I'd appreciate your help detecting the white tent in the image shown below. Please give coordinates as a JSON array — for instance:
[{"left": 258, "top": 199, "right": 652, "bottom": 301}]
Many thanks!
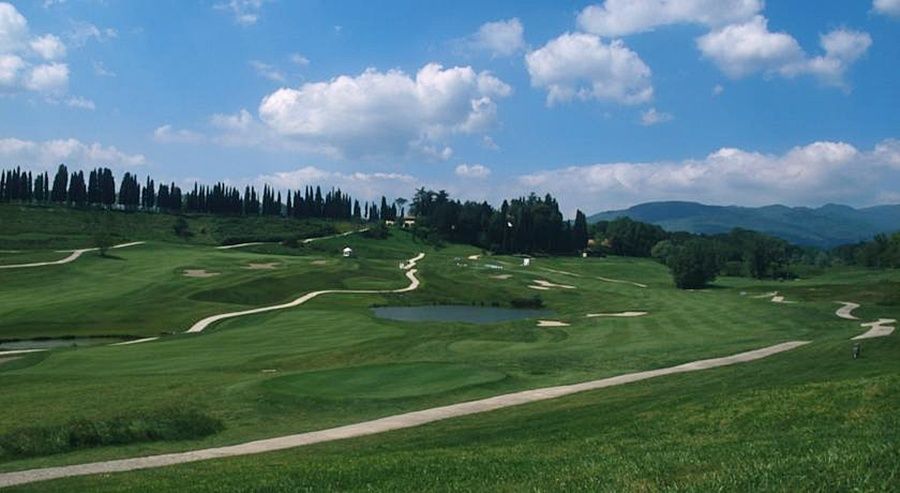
[{"left": 342, "top": 246, "right": 353, "bottom": 257}]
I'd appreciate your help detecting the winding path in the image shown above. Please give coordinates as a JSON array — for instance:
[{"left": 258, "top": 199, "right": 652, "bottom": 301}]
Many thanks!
[
  {"left": 215, "top": 228, "right": 370, "bottom": 250},
  {"left": 0, "top": 242, "right": 145, "bottom": 270},
  {"left": 0, "top": 340, "right": 808, "bottom": 488},
  {"left": 186, "top": 253, "right": 425, "bottom": 334}
]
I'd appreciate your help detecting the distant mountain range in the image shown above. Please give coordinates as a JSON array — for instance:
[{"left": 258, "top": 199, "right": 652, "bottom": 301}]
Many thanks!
[{"left": 588, "top": 201, "right": 900, "bottom": 248}]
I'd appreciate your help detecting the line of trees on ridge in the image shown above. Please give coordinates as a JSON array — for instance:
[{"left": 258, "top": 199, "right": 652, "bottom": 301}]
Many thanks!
[{"left": 0, "top": 165, "right": 404, "bottom": 222}]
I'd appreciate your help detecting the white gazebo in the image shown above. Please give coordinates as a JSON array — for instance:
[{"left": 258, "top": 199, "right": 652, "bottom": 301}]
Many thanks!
[{"left": 342, "top": 246, "right": 353, "bottom": 257}]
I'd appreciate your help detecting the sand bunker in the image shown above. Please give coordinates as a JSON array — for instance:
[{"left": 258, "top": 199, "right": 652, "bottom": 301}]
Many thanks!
[
  {"left": 532, "top": 280, "right": 576, "bottom": 289},
  {"left": 467, "top": 254, "right": 481, "bottom": 260},
  {"left": 528, "top": 285, "right": 551, "bottom": 291},
  {"left": 245, "top": 262, "right": 280, "bottom": 270},
  {"left": 537, "top": 320, "right": 570, "bottom": 327},
  {"left": 835, "top": 301, "right": 860, "bottom": 320},
  {"left": 770, "top": 293, "right": 796, "bottom": 304},
  {"left": 183, "top": 269, "right": 220, "bottom": 278},
  {"left": 586, "top": 312, "right": 648, "bottom": 318},
  {"left": 596, "top": 277, "right": 647, "bottom": 288},
  {"left": 491, "top": 274, "right": 512, "bottom": 280},
  {"left": 751, "top": 291, "right": 778, "bottom": 299},
  {"left": 542, "top": 267, "right": 581, "bottom": 277},
  {"left": 853, "top": 319, "right": 896, "bottom": 340}
]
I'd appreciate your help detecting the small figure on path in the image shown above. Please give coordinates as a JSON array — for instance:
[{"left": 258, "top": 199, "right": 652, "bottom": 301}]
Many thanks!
[{"left": 852, "top": 342, "right": 861, "bottom": 359}]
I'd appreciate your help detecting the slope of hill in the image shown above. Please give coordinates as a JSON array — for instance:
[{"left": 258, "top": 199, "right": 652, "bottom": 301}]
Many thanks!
[{"left": 589, "top": 201, "right": 900, "bottom": 247}]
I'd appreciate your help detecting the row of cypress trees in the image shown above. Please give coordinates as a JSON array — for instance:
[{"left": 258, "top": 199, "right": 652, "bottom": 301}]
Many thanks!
[{"left": 0, "top": 164, "right": 397, "bottom": 222}]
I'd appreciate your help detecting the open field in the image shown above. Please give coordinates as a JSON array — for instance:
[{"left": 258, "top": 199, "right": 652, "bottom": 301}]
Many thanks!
[{"left": 0, "top": 215, "right": 897, "bottom": 490}]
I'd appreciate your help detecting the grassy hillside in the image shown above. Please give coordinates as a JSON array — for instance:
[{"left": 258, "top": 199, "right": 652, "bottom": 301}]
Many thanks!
[
  {"left": 589, "top": 201, "right": 900, "bottom": 247},
  {"left": 0, "top": 204, "right": 351, "bottom": 250},
  {"left": 13, "top": 337, "right": 897, "bottom": 492},
  {"left": 1, "top": 219, "right": 897, "bottom": 490}
]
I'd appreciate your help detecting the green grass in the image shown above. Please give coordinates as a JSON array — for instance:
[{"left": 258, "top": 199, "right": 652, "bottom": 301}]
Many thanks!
[
  {"left": 263, "top": 362, "right": 508, "bottom": 400},
  {"left": 0, "top": 203, "right": 354, "bottom": 249},
  {"left": 8, "top": 338, "right": 898, "bottom": 492},
  {"left": 0, "top": 408, "right": 222, "bottom": 461},
  {"left": 0, "top": 220, "right": 897, "bottom": 490}
]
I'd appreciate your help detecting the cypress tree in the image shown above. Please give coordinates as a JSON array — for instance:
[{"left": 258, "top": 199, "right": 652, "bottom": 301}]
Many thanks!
[{"left": 50, "top": 164, "right": 69, "bottom": 203}]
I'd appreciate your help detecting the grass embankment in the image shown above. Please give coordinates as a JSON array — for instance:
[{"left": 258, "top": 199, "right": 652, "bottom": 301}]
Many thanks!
[
  {"left": 0, "top": 226, "right": 897, "bottom": 489},
  {"left": 10, "top": 337, "right": 897, "bottom": 492},
  {"left": 0, "top": 408, "right": 222, "bottom": 461},
  {"left": 0, "top": 203, "right": 354, "bottom": 250},
  {"left": 0, "top": 233, "right": 395, "bottom": 339}
]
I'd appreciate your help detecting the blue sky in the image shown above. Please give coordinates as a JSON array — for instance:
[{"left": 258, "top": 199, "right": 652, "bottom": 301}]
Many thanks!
[{"left": 1, "top": 0, "right": 899, "bottom": 214}]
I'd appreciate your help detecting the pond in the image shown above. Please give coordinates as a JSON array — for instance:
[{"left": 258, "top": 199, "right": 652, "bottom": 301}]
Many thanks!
[
  {"left": 0, "top": 337, "right": 125, "bottom": 350},
  {"left": 372, "top": 305, "right": 551, "bottom": 324}
]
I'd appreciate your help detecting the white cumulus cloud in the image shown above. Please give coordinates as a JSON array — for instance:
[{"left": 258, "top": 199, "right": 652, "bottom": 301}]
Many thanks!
[
  {"left": 29, "top": 34, "right": 65, "bottom": 60},
  {"left": 65, "top": 96, "right": 95, "bottom": 110},
  {"left": 256, "top": 166, "right": 417, "bottom": 201},
  {"left": 525, "top": 32, "right": 653, "bottom": 106},
  {"left": 455, "top": 163, "right": 491, "bottom": 178},
  {"left": 216, "top": 0, "right": 266, "bottom": 26},
  {"left": 697, "top": 16, "right": 804, "bottom": 78},
  {"left": 0, "top": 3, "right": 73, "bottom": 96},
  {"left": 256, "top": 63, "right": 511, "bottom": 160},
  {"left": 698, "top": 17, "right": 871, "bottom": 86},
  {"left": 249, "top": 60, "right": 285, "bottom": 82},
  {"left": 24, "top": 62, "right": 68, "bottom": 93},
  {"left": 0, "top": 137, "right": 146, "bottom": 168},
  {"left": 0, "top": 2, "right": 28, "bottom": 52},
  {"left": 469, "top": 18, "right": 526, "bottom": 57},
  {"left": 873, "top": 0, "right": 900, "bottom": 17},
  {"left": 515, "top": 139, "right": 900, "bottom": 213},
  {"left": 289, "top": 53, "right": 310, "bottom": 66},
  {"left": 640, "top": 107, "right": 673, "bottom": 125},
  {"left": 0, "top": 53, "right": 23, "bottom": 85},
  {"left": 153, "top": 124, "right": 205, "bottom": 144},
  {"left": 577, "top": 0, "right": 762, "bottom": 37}
]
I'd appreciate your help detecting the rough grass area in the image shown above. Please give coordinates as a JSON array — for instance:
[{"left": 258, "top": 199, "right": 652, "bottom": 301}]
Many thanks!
[
  {"left": 263, "top": 362, "right": 508, "bottom": 400},
  {"left": 0, "top": 408, "right": 222, "bottom": 461},
  {"left": 0, "top": 226, "right": 897, "bottom": 490},
  {"left": 0, "top": 204, "right": 351, "bottom": 249},
  {"left": 8, "top": 339, "right": 898, "bottom": 492}
]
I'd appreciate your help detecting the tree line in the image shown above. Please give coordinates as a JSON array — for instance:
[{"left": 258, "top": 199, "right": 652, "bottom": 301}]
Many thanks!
[
  {"left": 409, "top": 188, "right": 590, "bottom": 255},
  {"left": 593, "top": 216, "right": 900, "bottom": 288},
  {"left": 832, "top": 233, "right": 900, "bottom": 269},
  {"left": 591, "top": 218, "right": 802, "bottom": 289},
  {"left": 0, "top": 165, "right": 401, "bottom": 222}
]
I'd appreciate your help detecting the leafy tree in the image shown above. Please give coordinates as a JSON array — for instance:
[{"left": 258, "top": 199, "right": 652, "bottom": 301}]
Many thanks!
[
  {"left": 650, "top": 239, "right": 676, "bottom": 264},
  {"left": 173, "top": 217, "right": 192, "bottom": 238},
  {"left": 667, "top": 239, "right": 721, "bottom": 289},
  {"left": 603, "top": 217, "right": 667, "bottom": 257}
]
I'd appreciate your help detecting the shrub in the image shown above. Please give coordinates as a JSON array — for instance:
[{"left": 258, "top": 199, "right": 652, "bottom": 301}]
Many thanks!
[
  {"left": 668, "top": 239, "right": 721, "bottom": 289},
  {"left": 511, "top": 295, "right": 544, "bottom": 309},
  {"left": 362, "top": 223, "right": 390, "bottom": 239},
  {"left": 0, "top": 407, "right": 223, "bottom": 460}
]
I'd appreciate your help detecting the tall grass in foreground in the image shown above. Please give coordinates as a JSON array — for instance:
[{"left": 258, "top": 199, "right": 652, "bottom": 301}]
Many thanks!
[{"left": 0, "top": 408, "right": 222, "bottom": 460}]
